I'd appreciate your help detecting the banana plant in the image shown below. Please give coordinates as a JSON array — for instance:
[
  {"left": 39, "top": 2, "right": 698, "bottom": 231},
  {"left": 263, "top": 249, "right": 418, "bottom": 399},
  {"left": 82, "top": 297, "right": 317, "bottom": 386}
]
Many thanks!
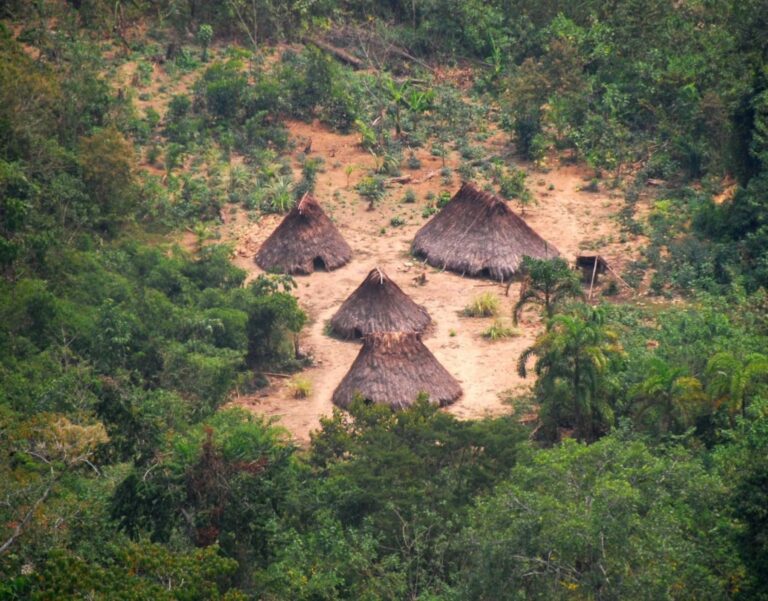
[{"left": 384, "top": 77, "right": 409, "bottom": 136}]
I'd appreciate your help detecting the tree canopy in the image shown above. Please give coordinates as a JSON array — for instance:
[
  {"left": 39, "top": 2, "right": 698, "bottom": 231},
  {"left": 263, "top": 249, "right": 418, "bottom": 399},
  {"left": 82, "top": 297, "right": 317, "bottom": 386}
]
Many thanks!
[{"left": 2, "top": 1, "right": 768, "bottom": 598}]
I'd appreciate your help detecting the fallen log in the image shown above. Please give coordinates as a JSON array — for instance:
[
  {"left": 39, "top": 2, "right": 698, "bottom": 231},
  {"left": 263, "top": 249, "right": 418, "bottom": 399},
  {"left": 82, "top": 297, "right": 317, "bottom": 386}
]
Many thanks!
[
  {"left": 385, "top": 174, "right": 412, "bottom": 186},
  {"left": 384, "top": 44, "right": 435, "bottom": 73},
  {"left": 261, "top": 372, "right": 292, "bottom": 379},
  {"left": 384, "top": 169, "right": 438, "bottom": 187},
  {"left": 414, "top": 170, "right": 439, "bottom": 184},
  {"left": 304, "top": 37, "right": 364, "bottom": 69}
]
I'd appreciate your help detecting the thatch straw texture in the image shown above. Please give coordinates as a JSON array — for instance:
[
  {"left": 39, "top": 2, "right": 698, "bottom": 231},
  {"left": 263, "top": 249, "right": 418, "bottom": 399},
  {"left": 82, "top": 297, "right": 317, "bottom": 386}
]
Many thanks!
[
  {"left": 329, "top": 267, "right": 431, "bottom": 338},
  {"left": 255, "top": 193, "right": 352, "bottom": 274},
  {"left": 332, "top": 332, "right": 462, "bottom": 410},
  {"left": 412, "top": 182, "right": 558, "bottom": 281}
]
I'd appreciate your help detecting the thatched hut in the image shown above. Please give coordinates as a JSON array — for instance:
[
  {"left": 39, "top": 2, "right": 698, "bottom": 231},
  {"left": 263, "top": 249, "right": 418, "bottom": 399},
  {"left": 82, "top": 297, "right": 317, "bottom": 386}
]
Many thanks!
[
  {"left": 332, "top": 332, "right": 462, "bottom": 410},
  {"left": 255, "top": 193, "right": 352, "bottom": 274},
  {"left": 412, "top": 182, "right": 558, "bottom": 282},
  {"left": 329, "top": 267, "right": 431, "bottom": 338}
]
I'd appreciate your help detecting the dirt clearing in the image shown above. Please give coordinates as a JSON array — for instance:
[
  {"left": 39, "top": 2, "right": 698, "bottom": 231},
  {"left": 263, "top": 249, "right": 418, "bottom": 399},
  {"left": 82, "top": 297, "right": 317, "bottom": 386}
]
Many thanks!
[{"left": 213, "top": 120, "right": 637, "bottom": 443}]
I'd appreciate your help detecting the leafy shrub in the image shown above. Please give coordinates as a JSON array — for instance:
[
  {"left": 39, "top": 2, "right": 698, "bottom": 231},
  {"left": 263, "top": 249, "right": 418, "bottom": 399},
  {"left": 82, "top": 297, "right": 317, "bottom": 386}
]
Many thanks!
[
  {"left": 459, "top": 143, "right": 483, "bottom": 160},
  {"left": 293, "top": 157, "right": 324, "bottom": 199},
  {"left": 377, "top": 152, "right": 402, "bottom": 176},
  {"left": 457, "top": 161, "right": 476, "bottom": 180},
  {"left": 582, "top": 178, "right": 600, "bottom": 193},
  {"left": 197, "top": 62, "right": 247, "bottom": 120},
  {"left": 407, "top": 153, "right": 422, "bottom": 170},
  {"left": 356, "top": 175, "right": 386, "bottom": 208},
  {"left": 513, "top": 111, "right": 545, "bottom": 161},
  {"left": 165, "top": 95, "right": 203, "bottom": 146},
  {"left": 437, "top": 191, "right": 452, "bottom": 207},
  {"left": 134, "top": 61, "right": 153, "bottom": 87},
  {"left": 261, "top": 175, "right": 294, "bottom": 213},
  {"left": 431, "top": 142, "right": 446, "bottom": 158},
  {"left": 175, "top": 174, "right": 220, "bottom": 221},
  {"left": 246, "top": 284, "right": 306, "bottom": 369},
  {"left": 277, "top": 47, "right": 361, "bottom": 132},
  {"left": 498, "top": 167, "right": 530, "bottom": 200},
  {"left": 602, "top": 280, "right": 620, "bottom": 296},
  {"left": 146, "top": 145, "right": 161, "bottom": 165},
  {"left": 174, "top": 46, "right": 199, "bottom": 70},
  {"left": 169, "top": 94, "right": 192, "bottom": 119},
  {"left": 244, "top": 112, "right": 289, "bottom": 151},
  {"left": 321, "top": 83, "right": 359, "bottom": 133}
]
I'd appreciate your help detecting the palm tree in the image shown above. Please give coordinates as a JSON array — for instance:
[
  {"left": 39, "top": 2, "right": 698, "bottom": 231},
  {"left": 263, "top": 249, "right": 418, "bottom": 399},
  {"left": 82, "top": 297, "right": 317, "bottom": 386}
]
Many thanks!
[
  {"left": 517, "top": 307, "right": 623, "bottom": 442},
  {"left": 706, "top": 351, "right": 768, "bottom": 422},
  {"left": 629, "top": 357, "right": 706, "bottom": 435},
  {"left": 512, "top": 257, "right": 584, "bottom": 325}
]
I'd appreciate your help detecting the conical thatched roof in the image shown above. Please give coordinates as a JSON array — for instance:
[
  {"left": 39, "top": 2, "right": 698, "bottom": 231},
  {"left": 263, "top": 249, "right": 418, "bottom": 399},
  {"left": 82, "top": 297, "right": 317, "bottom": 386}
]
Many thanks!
[
  {"left": 332, "top": 332, "right": 462, "bottom": 410},
  {"left": 329, "top": 267, "right": 431, "bottom": 338},
  {"left": 255, "top": 193, "right": 352, "bottom": 274},
  {"left": 412, "top": 182, "right": 558, "bottom": 281}
]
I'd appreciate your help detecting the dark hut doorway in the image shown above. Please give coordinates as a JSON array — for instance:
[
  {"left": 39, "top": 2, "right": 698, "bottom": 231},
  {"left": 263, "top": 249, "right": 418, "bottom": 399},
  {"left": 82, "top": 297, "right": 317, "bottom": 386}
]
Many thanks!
[
  {"left": 575, "top": 255, "right": 608, "bottom": 283},
  {"left": 313, "top": 256, "right": 327, "bottom": 271}
]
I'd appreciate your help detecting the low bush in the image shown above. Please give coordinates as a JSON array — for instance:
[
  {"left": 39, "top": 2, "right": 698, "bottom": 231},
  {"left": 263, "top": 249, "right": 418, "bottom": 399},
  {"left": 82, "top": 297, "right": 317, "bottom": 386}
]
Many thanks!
[
  {"left": 482, "top": 320, "right": 520, "bottom": 340},
  {"left": 464, "top": 293, "right": 500, "bottom": 317},
  {"left": 289, "top": 376, "right": 312, "bottom": 398}
]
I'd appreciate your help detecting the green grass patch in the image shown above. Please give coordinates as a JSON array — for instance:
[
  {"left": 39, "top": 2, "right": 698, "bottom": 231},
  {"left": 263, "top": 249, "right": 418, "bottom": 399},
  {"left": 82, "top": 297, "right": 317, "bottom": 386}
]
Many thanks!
[{"left": 463, "top": 293, "right": 500, "bottom": 317}]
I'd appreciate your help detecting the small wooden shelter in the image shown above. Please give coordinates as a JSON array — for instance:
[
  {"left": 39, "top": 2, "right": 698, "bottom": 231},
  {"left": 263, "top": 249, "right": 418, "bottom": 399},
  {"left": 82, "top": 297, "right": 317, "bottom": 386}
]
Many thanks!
[{"left": 575, "top": 255, "right": 609, "bottom": 283}]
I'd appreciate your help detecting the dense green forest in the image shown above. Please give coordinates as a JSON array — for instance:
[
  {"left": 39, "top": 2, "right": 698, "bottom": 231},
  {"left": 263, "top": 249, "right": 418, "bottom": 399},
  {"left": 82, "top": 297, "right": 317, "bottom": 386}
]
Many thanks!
[{"left": 1, "top": 0, "right": 768, "bottom": 598}]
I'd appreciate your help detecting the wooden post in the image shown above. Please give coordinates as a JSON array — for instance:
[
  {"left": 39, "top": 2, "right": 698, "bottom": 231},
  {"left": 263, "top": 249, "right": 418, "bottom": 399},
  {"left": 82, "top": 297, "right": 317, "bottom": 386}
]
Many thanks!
[{"left": 588, "top": 258, "right": 599, "bottom": 301}]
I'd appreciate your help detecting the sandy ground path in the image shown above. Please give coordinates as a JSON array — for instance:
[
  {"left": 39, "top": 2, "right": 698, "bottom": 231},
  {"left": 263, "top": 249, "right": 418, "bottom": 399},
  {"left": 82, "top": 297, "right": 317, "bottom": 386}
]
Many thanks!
[{"left": 212, "top": 120, "right": 638, "bottom": 444}]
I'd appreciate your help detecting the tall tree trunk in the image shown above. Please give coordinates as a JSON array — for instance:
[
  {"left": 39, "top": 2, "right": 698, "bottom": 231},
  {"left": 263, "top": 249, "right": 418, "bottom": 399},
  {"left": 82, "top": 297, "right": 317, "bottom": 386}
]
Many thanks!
[{"left": 574, "top": 357, "right": 583, "bottom": 440}]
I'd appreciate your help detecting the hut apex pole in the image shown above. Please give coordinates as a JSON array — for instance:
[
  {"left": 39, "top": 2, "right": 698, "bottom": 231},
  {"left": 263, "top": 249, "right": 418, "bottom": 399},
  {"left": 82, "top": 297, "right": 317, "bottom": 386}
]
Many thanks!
[
  {"left": 588, "top": 258, "right": 599, "bottom": 300},
  {"left": 297, "top": 192, "right": 311, "bottom": 213}
]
